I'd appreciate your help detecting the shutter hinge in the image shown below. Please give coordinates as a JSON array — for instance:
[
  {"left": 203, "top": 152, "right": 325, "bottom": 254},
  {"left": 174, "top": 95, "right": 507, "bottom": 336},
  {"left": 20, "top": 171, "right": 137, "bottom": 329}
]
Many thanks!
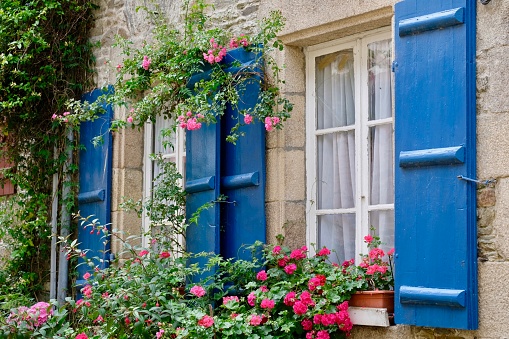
[{"left": 391, "top": 61, "right": 398, "bottom": 72}]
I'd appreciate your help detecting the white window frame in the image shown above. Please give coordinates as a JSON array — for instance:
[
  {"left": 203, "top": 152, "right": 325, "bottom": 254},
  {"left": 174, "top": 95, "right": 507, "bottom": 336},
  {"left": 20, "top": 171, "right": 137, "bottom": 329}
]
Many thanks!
[
  {"left": 142, "top": 118, "right": 186, "bottom": 248},
  {"left": 305, "top": 28, "right": 394, "bottom": 259}
]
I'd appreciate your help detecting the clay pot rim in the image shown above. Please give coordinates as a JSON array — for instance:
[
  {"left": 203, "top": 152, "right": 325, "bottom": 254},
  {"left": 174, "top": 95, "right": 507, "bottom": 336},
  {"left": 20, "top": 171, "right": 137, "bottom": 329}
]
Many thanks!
[{"left": 354, "top": 290, "right": 394, "bottom": 296}]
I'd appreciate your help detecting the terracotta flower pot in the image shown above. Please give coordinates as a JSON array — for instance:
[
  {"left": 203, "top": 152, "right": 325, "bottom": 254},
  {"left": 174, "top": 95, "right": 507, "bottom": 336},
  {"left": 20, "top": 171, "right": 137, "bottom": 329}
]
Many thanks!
[{"left": 349, "top": 290, "right": 394, "bottom": 313}]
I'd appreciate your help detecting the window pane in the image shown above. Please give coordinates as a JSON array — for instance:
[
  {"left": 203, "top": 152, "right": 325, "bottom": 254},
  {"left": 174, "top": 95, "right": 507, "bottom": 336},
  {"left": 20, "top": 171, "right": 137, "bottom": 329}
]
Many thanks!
[
  {"left": 368, "top": 39, "right": 392, "bottom": 121},
  {"left": 154, "top": 117, "right": 176, "bottom": 155},
  {"left": 318, "top": 214, "right": 355, "bottom": 263},
  {"left": 316, "top": 50, "right": 355, "bottom": 129},
  {"left": 369, "top": 210, "right": 394, "bottom": 254},
  {"left": 369, "top": 124, "right": 394, "bottom": 205},
  {"left": 317, "top": 131, "right": 356, "bottom": 209}
]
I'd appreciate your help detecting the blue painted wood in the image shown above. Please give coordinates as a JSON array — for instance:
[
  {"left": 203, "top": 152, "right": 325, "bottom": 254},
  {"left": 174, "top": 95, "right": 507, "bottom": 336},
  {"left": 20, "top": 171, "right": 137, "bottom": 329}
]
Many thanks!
[
  {"left": 186, "top": 46, "right": 265, "bottom": 269},
  {"left": 394, "top": 0, "right": 477, "bottom": 330},
  {"left": 398, "top": 145, "right": 465, "bottom": 168},
  {"left": 400, "top": 286, "right": 466, "bottom": 308},
  {"left": 76, "top": 86, "right": 114, "bottom": 288},
  {"left": 185, "top": 176, "right": 215, "bottom": 194},
  {"left": 77, "top": 189, "right": 105, "bottom": 203},
  {"left": 185, "top": 118, "right": 221, "bottom": 282},
  {"left": 221, "top": 171, "right": 259, "bottom": 189},
  {"left": 220, "top": 47, "right": 266, "bottom": 262},
  {"left": 399, "top": 7, "right": 464, "bottom": 37}
]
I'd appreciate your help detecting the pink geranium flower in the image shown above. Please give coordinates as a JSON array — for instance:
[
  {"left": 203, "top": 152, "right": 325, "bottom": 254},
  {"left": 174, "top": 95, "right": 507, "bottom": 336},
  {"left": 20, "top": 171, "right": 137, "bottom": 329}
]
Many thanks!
[
  {"left": 159, "top": 251, "right": 170, "bottom": 258},
  {"left": 198, "top": 315, "right": 214, "bottom": 328},
  {"left": 190, "top": 285, "right": 206, "bottom": 298},
  {"left": 256, "top": 270, "right": 267, "bottom": 281},
  {"left": 284, "top": 263, "right": 297, "bottom": 275},
  {"left": 250, "top": 314, "right": 263, "bottom": 326},
  {"left": 293, "top": 301, "right": 308, "bottom": 315},
  {"left": 260, "top": 298, "right": 275, "bottom": 310},
  {"left": 247, "top": 292, "right": 256, "bottom": 306}
]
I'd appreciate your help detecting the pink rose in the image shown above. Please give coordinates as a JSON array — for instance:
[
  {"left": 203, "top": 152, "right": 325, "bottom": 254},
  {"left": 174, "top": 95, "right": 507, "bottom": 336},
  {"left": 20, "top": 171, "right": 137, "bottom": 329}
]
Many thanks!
[
  {"left": 244, "top": 114, "right": 253, "bottom": 125},
  {"left": 75, "top": 334, "right": 88, "bottom": 339},
  {"left": 142, "top": 55, "right": 151, "bottom": 70},
  {"left": 127, "top": 116, "right": 134, "bottom": 123},
  {"left": 388, "top": 248, "right": 395, "bottom": 256},
  {"left": 83, "top": 272, "right": 91, "bottom": 280},
  {"left": 364, "top": 234, "right": 374, "bottom": 243},
  {"left": 138, "top": 250, "right": 149, "bottom": 256}
]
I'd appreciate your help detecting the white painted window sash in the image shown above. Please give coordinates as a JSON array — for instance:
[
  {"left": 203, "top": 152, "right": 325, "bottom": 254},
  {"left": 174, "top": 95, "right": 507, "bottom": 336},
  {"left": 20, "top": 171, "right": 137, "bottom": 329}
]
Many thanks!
[{"left": 305, "top": 29, "right": 393, "bottom": 260}]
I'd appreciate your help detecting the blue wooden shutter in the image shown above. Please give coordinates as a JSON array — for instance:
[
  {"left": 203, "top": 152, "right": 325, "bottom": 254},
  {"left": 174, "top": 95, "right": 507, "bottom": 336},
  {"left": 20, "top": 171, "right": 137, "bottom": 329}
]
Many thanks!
[
  {"left": 186, "top": 47, "right": 266, "bottom": 268},
  {"left": 76, "top": 87, "right": 113, "bottom": 286},
  {"left": 185, "top": 118, "right": 221, "bottom": 278},
  {"left": 394, "top": 0, "right": 477, "bottom": 330},
  {"left": 220, "top": 48, "right": 266, "bottom": 261}
]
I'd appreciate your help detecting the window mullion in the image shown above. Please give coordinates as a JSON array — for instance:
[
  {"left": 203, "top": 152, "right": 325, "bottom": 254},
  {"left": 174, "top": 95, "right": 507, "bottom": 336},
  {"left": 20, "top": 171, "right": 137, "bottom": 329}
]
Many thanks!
[
  {"left": 354, "top": 38, "right": 368, "bottom": 260},
  {"left": 305, "top": 49, "right": 318, "bottom": 254}
]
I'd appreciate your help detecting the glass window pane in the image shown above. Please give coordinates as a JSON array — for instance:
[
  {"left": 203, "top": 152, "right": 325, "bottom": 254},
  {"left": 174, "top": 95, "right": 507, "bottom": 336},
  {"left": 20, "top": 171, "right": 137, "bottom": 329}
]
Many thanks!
[
  {"left": 318, "top": 214, "right": 356, "bottom": 263},
  {"left": 369, "top": 124, "right": 394, "bottom": 205},
  {"left": 368, "top": 39, "right": 392, "bottom": 121},
  {"left": 316, "top": 50, "right": 355, "bottom": 129},
  {"left": 317, "top": 132, "right": 356, "bottom": 209},
  {"left": 368, "top": 210, "right": 394, "bottom": 254},
  {"left": 154, "top": 117, "right": 176, "bottom": 155}
]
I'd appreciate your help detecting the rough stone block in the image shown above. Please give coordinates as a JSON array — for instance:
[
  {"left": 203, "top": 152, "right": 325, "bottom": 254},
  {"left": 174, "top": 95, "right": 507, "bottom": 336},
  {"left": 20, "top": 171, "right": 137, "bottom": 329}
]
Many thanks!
[
  {"left": 477, "top": 113, "right": 509, "bottom": 178},
  {"left": 284, "top": 150, "right": 305, "bottom": 201}
]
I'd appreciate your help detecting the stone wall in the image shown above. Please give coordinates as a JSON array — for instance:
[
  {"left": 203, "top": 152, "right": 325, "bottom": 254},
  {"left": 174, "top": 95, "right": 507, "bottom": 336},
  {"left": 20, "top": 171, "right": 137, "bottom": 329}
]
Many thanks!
[{"left": 92, "top": 0, "right": 509, "bottom": 337}]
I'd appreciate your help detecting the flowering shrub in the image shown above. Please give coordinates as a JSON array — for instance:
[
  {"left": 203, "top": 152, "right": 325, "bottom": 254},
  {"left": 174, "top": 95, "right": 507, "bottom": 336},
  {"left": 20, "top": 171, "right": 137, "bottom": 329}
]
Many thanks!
[
  {"left": 176, "top": 243, "right": 359, "bottom": 339},
  {"left": 65, "top": 0, "right": 293, "bottom": 144},
  {"left": 344, "top": 231, "right": 395, "bottom": 291},
  {"left": 5, "top": 302, "right": 53, "bottom": 331},
  {"left": 2, "top": 239, "right": 393, "bottom": 338}
]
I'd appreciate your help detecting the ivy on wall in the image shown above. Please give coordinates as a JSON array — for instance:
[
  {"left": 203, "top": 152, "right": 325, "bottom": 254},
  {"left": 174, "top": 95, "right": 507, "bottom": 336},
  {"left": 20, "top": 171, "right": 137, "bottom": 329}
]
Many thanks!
[{"left": 0, "top": 0, "right": 97, "bottom": 305}]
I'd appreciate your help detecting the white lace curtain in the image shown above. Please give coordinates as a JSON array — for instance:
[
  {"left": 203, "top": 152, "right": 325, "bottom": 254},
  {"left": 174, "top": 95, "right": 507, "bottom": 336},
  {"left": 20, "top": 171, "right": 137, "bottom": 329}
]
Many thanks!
[{"left": 315, "top": 40, "right": 393, "bottom": 262}]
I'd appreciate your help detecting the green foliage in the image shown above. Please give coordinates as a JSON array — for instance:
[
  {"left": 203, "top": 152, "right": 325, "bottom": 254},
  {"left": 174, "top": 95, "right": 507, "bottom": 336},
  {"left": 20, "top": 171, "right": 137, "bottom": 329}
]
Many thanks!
[
  {"left": 0, "top": 0, "right": 97, "bottom": 303},
  {"left": 68, "top": 0, "right": 292, "bottom": 144}
]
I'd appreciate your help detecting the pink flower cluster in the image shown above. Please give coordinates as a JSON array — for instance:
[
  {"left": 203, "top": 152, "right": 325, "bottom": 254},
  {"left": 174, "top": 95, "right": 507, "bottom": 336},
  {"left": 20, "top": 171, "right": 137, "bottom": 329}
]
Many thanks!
[
  {"left": 142, "top": 55, "right": 151, "bottom": 70},
  {"left": 222, "top": 296, "right": 240, "bottom": 305},
  {"left": 190, "top": 285, "right": 206, "bottom": 298},
  {"left": 264, "top": 116, "right": 280, "bottom": 131},
  {"left": 203, "top": 38, "right": 227, "bottom": 64},
  {"left": 6, "top": 302, "right": 53, "bottom": 330},
  {"left": 51, "top": 111, "right": 71, "bottom": 123},
  {"left": 198, "top": 315, "right": 214, "bottom": 328},
  {"left": 178, "top": 111, "right": 203, "bottom": 131},
  {"left": 82, "top": 284, "right": 93, "bottom": 298},
  {"left": 229, "top": 34, "right": 249, "bottom": 49}
]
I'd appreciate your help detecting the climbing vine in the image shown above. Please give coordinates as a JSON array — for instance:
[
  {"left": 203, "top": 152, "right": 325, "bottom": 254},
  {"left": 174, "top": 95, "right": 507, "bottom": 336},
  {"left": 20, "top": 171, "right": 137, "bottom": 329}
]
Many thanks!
[{"left": 0, "top": 0, "right": 97, "bottom": 305}]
